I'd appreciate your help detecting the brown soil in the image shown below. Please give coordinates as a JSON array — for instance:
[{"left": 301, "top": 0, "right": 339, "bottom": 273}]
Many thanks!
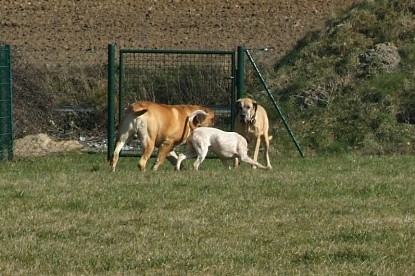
[
  {"left": 2, "top": 0, "right": 357, "bottom": 65},
  {"left": 2, "top": 0, "right": 358, "bottom": 155}
]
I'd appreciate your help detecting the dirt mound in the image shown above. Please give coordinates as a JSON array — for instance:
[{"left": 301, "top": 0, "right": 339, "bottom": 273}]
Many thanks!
[
  {"left": 14, "top": 134, "right": 84, "bottom": 157},
  {"left": 359, "top": 42, "right": 401, "bottom": 76}
]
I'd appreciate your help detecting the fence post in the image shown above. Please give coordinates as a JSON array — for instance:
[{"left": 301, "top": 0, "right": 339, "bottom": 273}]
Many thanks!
[
  {"left": 0, "top": 45, "right": 13, "bottom": 161},
  {"left": 107, "top": 43, "right": 116, "bottom": 161},
  {"left": 245, "top": 49, "right": 305, "bottom": 157},
  {"left": 236, "top": 45, "right": 245, "bottom": 100}
]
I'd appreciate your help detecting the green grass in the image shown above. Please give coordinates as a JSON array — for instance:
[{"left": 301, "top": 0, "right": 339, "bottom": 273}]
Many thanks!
[{"left": 1, "top": 153, "right": 415, "bottom": 274}]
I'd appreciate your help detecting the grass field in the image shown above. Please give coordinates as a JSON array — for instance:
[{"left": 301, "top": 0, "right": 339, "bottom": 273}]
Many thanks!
[{"left": 1, "top": 153, "right": 415, "bottom": 275}]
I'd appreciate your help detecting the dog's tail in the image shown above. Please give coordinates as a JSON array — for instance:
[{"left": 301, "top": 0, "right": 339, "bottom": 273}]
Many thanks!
[{"left": 188, "top": 110, "right": 209, "bottom": 130}]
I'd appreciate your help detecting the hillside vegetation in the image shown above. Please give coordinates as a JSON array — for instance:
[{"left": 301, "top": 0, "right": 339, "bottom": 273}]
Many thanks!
[{"left": 267, "top": 0, "right": 415, "bottom": 155}]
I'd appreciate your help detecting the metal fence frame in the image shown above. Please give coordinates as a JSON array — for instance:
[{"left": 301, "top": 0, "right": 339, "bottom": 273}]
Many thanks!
[
  {"left": 0, "top": 45, "right": 13, "bottom": 161},
  {"left": 107, "top": 44, "right": 239, "bottom": 160}
]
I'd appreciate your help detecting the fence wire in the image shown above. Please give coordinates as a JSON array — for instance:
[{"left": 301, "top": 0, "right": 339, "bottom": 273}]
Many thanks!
[
  {"left": 120, "top": 50, "right": 235, "bottom": 107},
  {"left": 111, "top": 49, "right": 237, "bottom": 157}
]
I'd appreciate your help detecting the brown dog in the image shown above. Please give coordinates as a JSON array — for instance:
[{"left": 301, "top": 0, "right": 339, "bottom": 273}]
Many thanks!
[
  {"left": 110, "top": 101, "right": 215, "bottom": 171},
  {"left": 234, "top": 98, "right": 272, "bottom": 169}
]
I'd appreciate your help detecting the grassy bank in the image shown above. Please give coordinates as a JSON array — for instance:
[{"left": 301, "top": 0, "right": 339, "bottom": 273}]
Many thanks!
[
  {"left": 1, "top": 153, "right": 414, "bottom": 274},
  {"left": 268, "top": 0, "right": 415, "bottom": 155}
]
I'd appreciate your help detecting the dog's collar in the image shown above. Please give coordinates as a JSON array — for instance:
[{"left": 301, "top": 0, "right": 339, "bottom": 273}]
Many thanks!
[
  {"left": 241, "top": 113, "right": 256, "bottom": 126},
  {"left": 249, "top": 109, "right": 257, "bottom": 125}
]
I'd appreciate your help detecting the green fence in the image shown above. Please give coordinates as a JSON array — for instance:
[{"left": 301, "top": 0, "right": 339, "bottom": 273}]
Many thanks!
[
  {"left": 107, "top": 44, "right": 238, "bottom": 159},
  {"left": 0, "top": 45, "right": 13, "bottom": 161}
]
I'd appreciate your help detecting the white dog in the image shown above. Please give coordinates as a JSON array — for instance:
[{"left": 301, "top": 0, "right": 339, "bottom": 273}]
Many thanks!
[{"left": 176, "top": 110, "right": 269, "bottom": 170}]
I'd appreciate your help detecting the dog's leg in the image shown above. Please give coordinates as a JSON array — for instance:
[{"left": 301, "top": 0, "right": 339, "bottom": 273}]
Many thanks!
[
  {"left": 152, "top": 141, "right": 175, "bottom": 171},
  {"left": 240, "top": 153, "right": 268, "bottom": 169},
  {"left": 138, "top": 138, "right": 155, "bottom": 171},
  {"left": 166, "top": 151, "right": 179, "bottom": 167},
  {"left": 233, "top": 157, "right": 240, "bottom": 168},
  {"left": 251, "top": 136, "right": 262, "bottom": 169},
  {"left": 110, "top": 135, "right": 127, "bottom": 172},
  {"left": 238, "top": 141, "right": 268, "bottom": 170},
  {"left": 221, "top": 159, "right": 232, "bottom": 170},
  {"left": 176, "top": 154, "right": 186, "bottom": 171},
  {"left": 176, "top": 144, "right": 197, "bottom": 171},
  {"left": 193, "top": 147, "right": 208, "bottom": 170},
  {"left": 193, "top": 156, "right": 205, "bottom": 170},
  {"left": 262, "top": 135, "right": 272, "bottom": 169}
]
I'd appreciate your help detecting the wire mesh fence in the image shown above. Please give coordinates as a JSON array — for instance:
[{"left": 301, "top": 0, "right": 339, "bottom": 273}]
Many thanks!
[
  {"left": 108, "top": 48, "right": 237, "bottom": 157},
  {"left": 119, "top": 49, "right": 235, "bottom": 110}
]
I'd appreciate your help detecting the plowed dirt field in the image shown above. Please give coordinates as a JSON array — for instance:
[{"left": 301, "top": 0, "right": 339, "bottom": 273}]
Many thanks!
[{"left": 2, "top": 0, "right": 357, "bottom": 65}]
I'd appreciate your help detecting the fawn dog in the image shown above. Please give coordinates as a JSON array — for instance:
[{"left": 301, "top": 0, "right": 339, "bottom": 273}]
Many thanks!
[
  {"left": 235, "top": 98, "right": 272, "bottom": 169},
  {"left": 110, "top": 101, "right": 214, "bottom": 171},
  {"left": 176, "top": 110, "right": 269, "bottom": 170}
]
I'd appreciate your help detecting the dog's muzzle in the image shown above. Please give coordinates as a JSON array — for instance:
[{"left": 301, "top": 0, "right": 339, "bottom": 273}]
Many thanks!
[
  {"left": 240, "top": 113, "right": 254, "bottom": 124},
  {"left": 240, "top": 114, "right": 246, "bottom": 123},
  {"left": 240, "top": 113, "right": 250, "bottom": 123}
]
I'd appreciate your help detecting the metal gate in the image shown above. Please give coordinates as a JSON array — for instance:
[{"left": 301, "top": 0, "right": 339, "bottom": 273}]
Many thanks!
[
  {"left": 0, "top": 45, "right": 13, "bottom": 161},
  {"left": 107, "top": 44, "right": 238, "bottom": 159}
]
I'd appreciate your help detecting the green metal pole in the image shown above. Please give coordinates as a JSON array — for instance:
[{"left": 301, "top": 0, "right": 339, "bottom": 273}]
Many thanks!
[
  {"left": 230, "top": 50, "right": 237, "bottom": 131},
  {"left": 0, "top": 45, "right": 13, "bottom": 161},
  {"left": 236, "top": 46, "right": 245, "bottom": 100},
  {"left": 245, "top": 49, "right": 305, "bottom": 157},
  {"left": 118, "top": 50, "right": 125, "bottom": 122},
  {"left": 107, "top": 44, "right": 116, "bottom": 161}
]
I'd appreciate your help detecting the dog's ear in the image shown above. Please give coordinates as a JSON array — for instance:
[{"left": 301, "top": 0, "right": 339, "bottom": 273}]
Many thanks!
[
  {"left": 253, "top": 102, "right": 258, "bottom": 112},
  {"left": 236, "top": 99, "right": 242, "bottom": 115},
  {"left": 194, "top": 112, "right": 207, "bottom": 125},
  {"left": 250, "top": 99, "right": 257, "bottom": 109},
  {"left": 188, "top": 110, "right": 208, "bottom": 130}
]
